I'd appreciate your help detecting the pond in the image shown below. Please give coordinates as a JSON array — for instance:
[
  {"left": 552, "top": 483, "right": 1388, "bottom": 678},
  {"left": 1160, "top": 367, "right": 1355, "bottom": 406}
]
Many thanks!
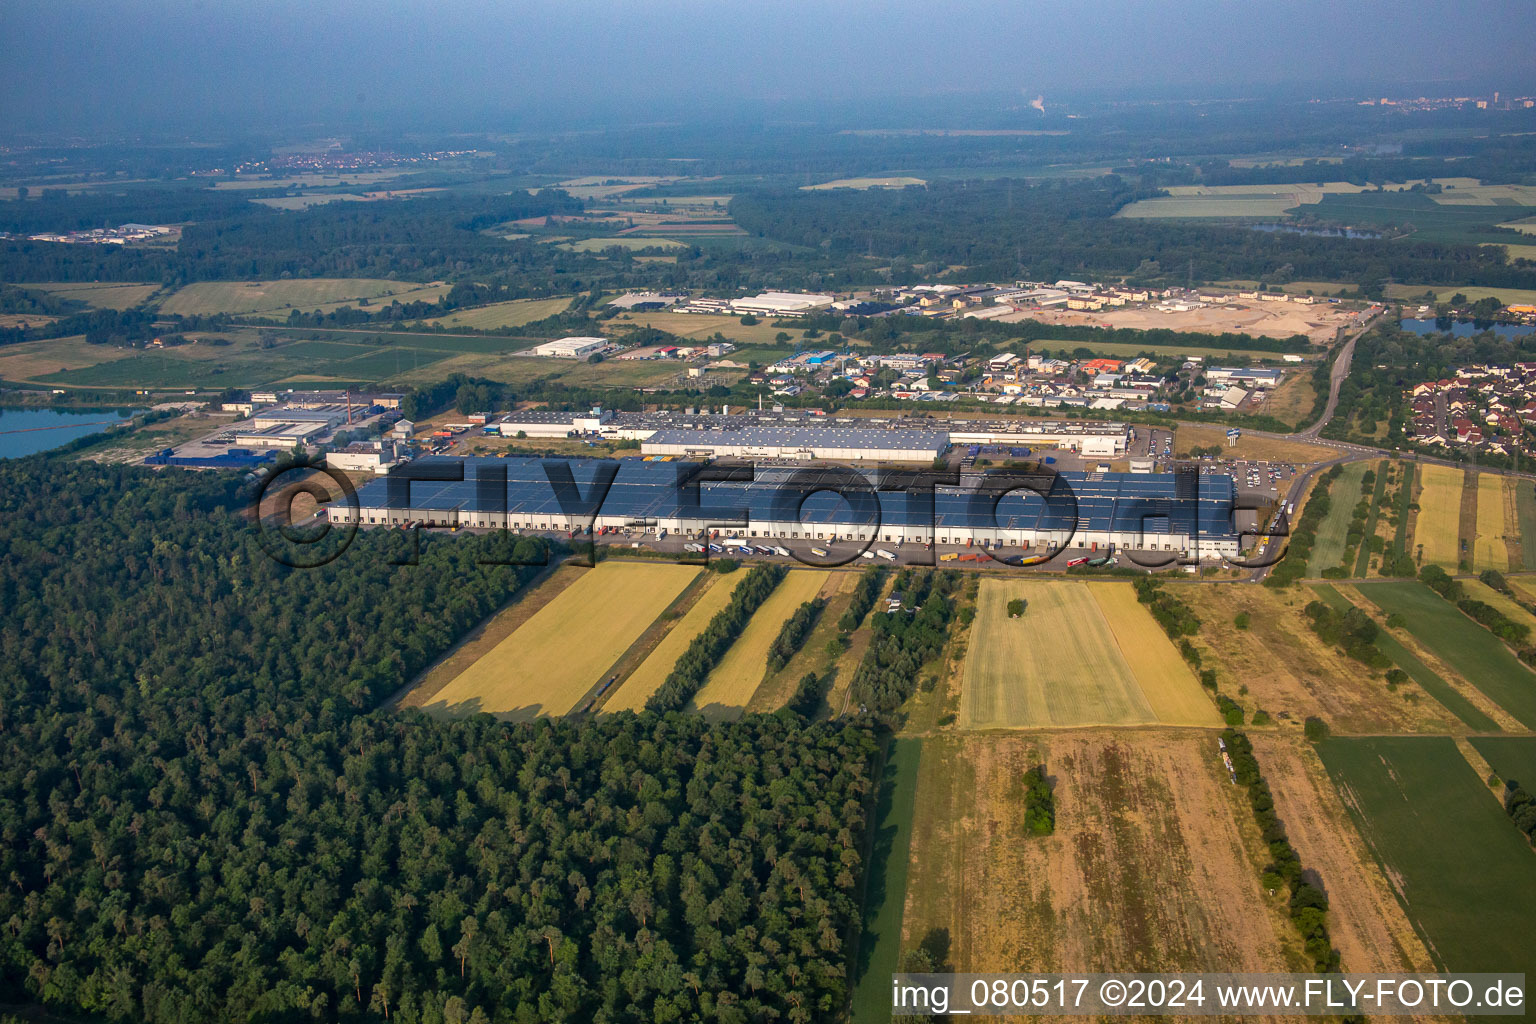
[
  {"left": 0, "top": 406, "right": 140, "bottom": 458},
  {"left": 1399, "top": 318, "right": 1535, "bottom": 340}
]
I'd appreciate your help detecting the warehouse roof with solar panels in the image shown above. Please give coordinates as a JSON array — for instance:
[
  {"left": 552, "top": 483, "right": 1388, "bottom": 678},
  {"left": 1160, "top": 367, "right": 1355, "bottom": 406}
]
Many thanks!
[{"left": 343, "top": 457, "right": 1238, "bottom": 541}]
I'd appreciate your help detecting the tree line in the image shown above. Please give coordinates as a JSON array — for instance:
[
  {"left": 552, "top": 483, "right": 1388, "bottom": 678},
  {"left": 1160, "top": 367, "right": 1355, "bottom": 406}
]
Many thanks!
[{"left": 645, "top": 564, "right": 787, "bottom": 713}]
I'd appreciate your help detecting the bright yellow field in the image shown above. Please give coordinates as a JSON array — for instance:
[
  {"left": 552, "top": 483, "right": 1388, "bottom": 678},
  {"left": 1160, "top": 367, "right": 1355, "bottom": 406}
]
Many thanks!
[
  {"left": 959, "top": 580, "right": 1159, "bottom": 729},
  {"left": 158, "top": 278, "right": 428, "bottom": 316},
  {"left": 604, "top": 572, "right": 747, "bottom": 713},
  {"left": 426, "top": 562, "right": 699, "bottom": 720},
  {"left": 689, "top": 570, "right": 829, "bottom": 718},
  {"left": 414, "top": 297, "right": 573, "bottom": 330},
  {"left": 1090, "top": 584, "right": 1221, "bottom": 726},
  {"left": 1474, "top": 474, "right": 1511, "bottom": 571},
  {"left": 1414, "top": 465, "right": 1465, "bottom": 568},
  {"left": 1483, "top": 242, "right": 1536, "bottom": 261},
  {"left": 21, "top": 282, "right": 160, "bottom": 310}
]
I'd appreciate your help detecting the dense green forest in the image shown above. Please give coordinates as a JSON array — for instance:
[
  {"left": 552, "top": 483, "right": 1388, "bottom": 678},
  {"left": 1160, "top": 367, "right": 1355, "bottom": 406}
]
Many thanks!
[
  {"left": 0, "top": 460, "right": 877, "bottom": 1022},
  {"left": 729, "top": 177, "right": 1536, "bottom": 291}
]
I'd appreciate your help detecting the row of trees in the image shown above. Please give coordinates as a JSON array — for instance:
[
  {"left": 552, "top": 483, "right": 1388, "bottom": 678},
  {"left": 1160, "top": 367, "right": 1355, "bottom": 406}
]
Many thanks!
[
  {"left": 1301, "top": 600, "right": 1393, "bottom": 669},
  {"left": 848, "top": 570, "right": 959, "bottom": 719},
  {"left": 765, "top": 598, "right": 826, "bottom": 674},
  {"left": 0, "top": 459, "right": 880, "bottom": 1022},
  {"left": 1132, "top": 576, "right": 1201, "bottom": 636},
  {"left": 1222, "top": 732, "right": 1345, "bottom": 975},
  {"left": 645, "top": 564, "right": 787, "bottom": 713},
  {"left": 1267, "top": 464, "right": 1345, "bottom": 587}
]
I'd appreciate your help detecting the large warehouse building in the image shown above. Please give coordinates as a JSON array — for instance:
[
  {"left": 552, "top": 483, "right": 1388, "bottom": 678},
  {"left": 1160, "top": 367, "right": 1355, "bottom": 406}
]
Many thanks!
[
  {"left": 640, "top": 425, "right": 949, "bottom": 462},
  {"left": 530, "top": 336, "right": 609, "bottom": 359},
  {"left": 331, "top": 457, "right": 1241, "bottom": 557}
]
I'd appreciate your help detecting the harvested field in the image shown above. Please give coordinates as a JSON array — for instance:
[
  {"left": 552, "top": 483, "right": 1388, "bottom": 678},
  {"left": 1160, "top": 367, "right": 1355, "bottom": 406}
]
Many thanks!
[
  {"left": 394, "top": 563, "right": 580, "bottom": 708},
  {"left": 1318, "top": 737, "right": 1536, "bottom": 979},
  {"left": 1175, "top": 423, "right": 1339, "bottom": 464},
  {"left": 158, "top": 278, "right": 431, "bottom": 316},
  {"left": 603, "top": 571, "right": 746, "bottom": 713},
  {"left": 1175, "top": 584, "right": 1460, "bottom": 734},
  {"left": 900, "top": 733, "right": 1296, "bottom": 978},
  {"left": 1089, "top": 584, "right": 1219, "bottom": 726},
  {"left": 20, "top": 282, "right": 160, "bottom": 309},
  {"left": 423, "top": 562, "right": 698, "bottom": 719},
  {"left": 1412, "top": 465, "right": 1464, "bottom": 568},
  {"left": 1355, "top": 581, "right": 1536, "bottom": 729},
  {"left": 1249, "top": 734, "right": 1436, "bottom": 973},
  {"left": 413, "top": 296, "right": 572, "bottom": 330},
  {"left": 746, "top": 571, "right": 857, "bottom": 713},
  {"left": 959, "top": 580, "right": 1156, "bottom": 730},
  {"left": 689, "top": 570, "right": 829, "bottom": 719}
]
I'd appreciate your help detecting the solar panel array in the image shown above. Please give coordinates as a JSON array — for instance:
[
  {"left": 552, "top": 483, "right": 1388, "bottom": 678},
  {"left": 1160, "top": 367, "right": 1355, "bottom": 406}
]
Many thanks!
[{"left": 351, "top": 457, "right": 1236, "bottom": 539}]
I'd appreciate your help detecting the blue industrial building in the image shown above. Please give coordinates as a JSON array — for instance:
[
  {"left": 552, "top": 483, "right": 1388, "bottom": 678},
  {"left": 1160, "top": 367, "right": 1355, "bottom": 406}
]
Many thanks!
[{"left": 332, "top": 457, "right": 1240, "bottom": 557}]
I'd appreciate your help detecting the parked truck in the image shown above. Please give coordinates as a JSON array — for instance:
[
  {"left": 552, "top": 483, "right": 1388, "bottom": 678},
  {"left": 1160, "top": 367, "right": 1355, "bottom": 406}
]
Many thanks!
[{"left": 876, "top": 549, "right": 897, "bottom": 561}]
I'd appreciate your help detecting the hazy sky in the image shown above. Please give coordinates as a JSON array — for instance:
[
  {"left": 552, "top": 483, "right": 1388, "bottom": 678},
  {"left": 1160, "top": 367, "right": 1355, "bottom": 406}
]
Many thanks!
[{"left": 3, "top": 0, "right": 1532, "bottom": 131}]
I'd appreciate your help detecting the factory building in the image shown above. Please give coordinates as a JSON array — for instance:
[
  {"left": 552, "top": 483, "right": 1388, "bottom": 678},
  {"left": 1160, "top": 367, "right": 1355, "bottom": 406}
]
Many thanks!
[
  {"left": 530, "top": 336, "right": 609, "bottom": 359},
  {"left": 498, "top": 409, "right": 614, "bottom": 438},
  {"left": 641, "top": 425, "right": 949, "bottom": 462},
  {"left": 728, "top": 291, "right": 835, "bottom": 316},
  {"left": 331, "top": 457, "right": 1240, "bottom": 558},
  {"left": 233, "top": 421, "right": 329, "bottom": 448},
  {"left": 947, "top": 421, "right": 1129, "bottom": 457}
]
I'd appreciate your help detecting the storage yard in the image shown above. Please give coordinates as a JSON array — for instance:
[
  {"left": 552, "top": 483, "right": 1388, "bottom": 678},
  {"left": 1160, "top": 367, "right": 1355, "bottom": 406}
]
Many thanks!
[{"left": 421, "top": 561, "right": 699, "bottom": 719}]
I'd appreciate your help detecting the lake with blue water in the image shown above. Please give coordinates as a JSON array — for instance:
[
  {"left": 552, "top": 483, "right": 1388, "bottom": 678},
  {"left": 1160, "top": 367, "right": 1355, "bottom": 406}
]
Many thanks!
[
  {"left": 0, "top": 407, "right": 140, "bottom": 458},
  {"left": 1399, "top": 318, "right": 1535, "bottom": 340}
]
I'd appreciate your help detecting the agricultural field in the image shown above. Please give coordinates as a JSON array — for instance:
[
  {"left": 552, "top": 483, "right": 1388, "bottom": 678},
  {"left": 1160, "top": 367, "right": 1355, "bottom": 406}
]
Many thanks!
[
  {"left": 19, "top": 281, "right": 161, "bottom": 309},
  {"left": 603, "top": 571, "right": 747, "bottom": 713},
  {"left": 850, "top": 738, "right": 923, "bottom": 1022},
  {"left": 958, "top": 580, "right": 1214, "bottom": 729},
  {"left": 1248, "top": 735, "right": 1436, "bottom": 973},
  {"left": 607, "top": 311, "right": 811, "bottom": 346},
  {"left": 1512, "top": 477, "right": 1536, "bottom": 570},
  {"left": 688, "top": 570, "right": 830, "bottom": 719},
  {"left": 1315, "top": 584, "right": 1508, "bottom": 732},
  {"left": 1353, "top": 463, "right": 1390, "bottom": 576},
  {"left": 1411, "top": 464, "right": 1464, "bottom": 568},
  {"left": 556, "top": 237, "right": 686, "bottom": 252},
  {"left": 1306, "top": 461, "right": 1368, "bottom": 575},
  {"left": 1318, "top": 737, "right": 1536, "bottom": 980},
  {"left": 411, "top": 296, "right": 572, "bottom": 330},
  {"left": 27, "top": 331, "right": 452, "bottom": 390},
  {"left": 1174, "top": 423, "right": 1338, "bottom": 463},
  {"left": 1473, "top": 473, "right": 1512, "bottom": 571},
  {"left": 242, "top": 281, "right": 453, "bottom": 320},
  {"left": 210, "top": 171, "right": 406, "bottom": 190},
  {"left": 1460, "top": 579, "right": 1536, "bottom": 636},
  {"left": 421, "top": 562, "right": 700, "bottom": 720},
  {"left": 1090, "top": 583, "right": 1220, "bottom": 725},
  {"left": 747, "top": 572, "right": 859, "bottom": 713},
  {"left": 1471, "top": 736, "right": 1536, "bottom": 790},
  {"left": 1117, "top": 196, "right": 1308, "bottom": 218},
  {"left": 1176, "top": 584, "right": 1462, "bottom": 734},
  {"left": 1355, "top": 580, "right": 1536, "bottom": 730},
  {"left": 1386, "top": 283, "right": 1536, "bottom": 307},
  {"left": 802, "top": 176, "right": 926, "bottom": 190},
  {"left": 157, "top": 278, "right": 439, "bottom": 316},
  {"left": 899, "top": 733, "right": 1296, "bottom": 979}
]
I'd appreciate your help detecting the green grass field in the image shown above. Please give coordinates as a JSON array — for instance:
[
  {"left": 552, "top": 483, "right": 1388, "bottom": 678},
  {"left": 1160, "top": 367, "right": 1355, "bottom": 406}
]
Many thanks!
[
  {"left": 1356, "top": 581, "right": 1536, "bottom": 729},
  {"left": 157, "top": 278, "right": 435, "bottom": 316},
  {"left": 1116, "top": 196, "right": 1307, "bottom": 218},
  {"left": 1517, "top": 479, "right": 1536, "bottom": 571},
  {"left": 1354, "top": 462, "right": 1389, "bottom": 576},
  {"left": 1318, "top": 736, "right": 1536, "bottom": 979},
  {"left": 1305, "top": 193, "right": 1525, "bottom": 245},
  {"left": 1471, "top": 736, "right": 1536, "bottom": 789},
  {"left": 21, "top": 282, "right": 160, "bottom": 310},
  {"left": 557, "top": 237, "right": 686, "bottom": 252},
  {"left": 851, "top": 737, "right": 922, "bottom": 1024},
  {"left": 1307, "top": 462, "right": 1367, "bottom": 576},
  {"left": 1310, "top": 584, "right": 1500, "bottom": 732}
]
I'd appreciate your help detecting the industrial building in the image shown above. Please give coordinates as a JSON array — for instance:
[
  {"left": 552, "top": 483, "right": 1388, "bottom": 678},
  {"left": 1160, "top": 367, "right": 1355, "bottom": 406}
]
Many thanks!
[
  {"left": 331, "top": 457, "right": 1241, "bottom": 558},
  {"left": 640, "top": 425, "right": 949, "bottom": 461},
  {"left": 233, "top": 421, "right": 329, "bottom": 448},
  {"left": 530, "top": 336, "right": 609, "bottom": 359},
  {"left": 325, "top": 442, "right": 398, "bottom": 474},
  {"left": 728, "top": 292, "right": 835, "bottom": 316},
  {"left": 498, "top": 408, "right": 614, "bottom": 438},
  {"left": 946, "top": 421, "right": 1129, "bottom": 457}
]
